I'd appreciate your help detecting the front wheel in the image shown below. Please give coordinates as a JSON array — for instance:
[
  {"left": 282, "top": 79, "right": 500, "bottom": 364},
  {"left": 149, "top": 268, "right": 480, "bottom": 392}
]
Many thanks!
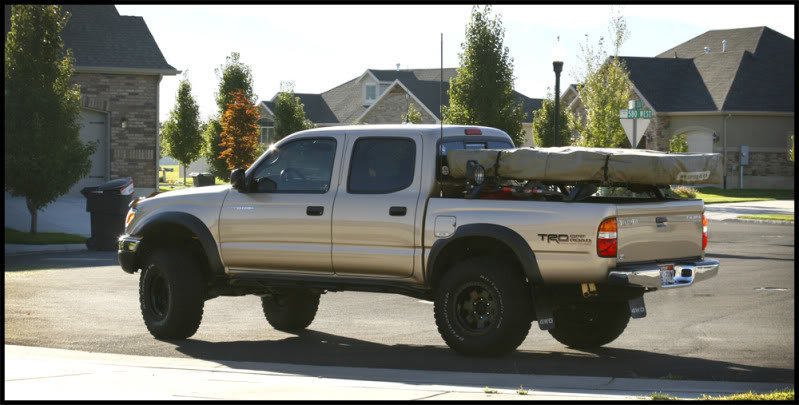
[
  {"left": 434, "top": 256, "right": 532, "bottom": 357},
  {"left": 547, "top": 301, "right": 630, "bottom": 349},
  {"left": 139, "top": 248, "right": 205, "bottom": 339}
]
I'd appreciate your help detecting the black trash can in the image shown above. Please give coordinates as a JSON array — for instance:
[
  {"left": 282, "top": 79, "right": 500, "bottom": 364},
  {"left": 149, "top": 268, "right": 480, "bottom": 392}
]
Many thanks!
[
  {"left": 81, "top": 177, "right": 134, "bottom": 251},
  {"left": 192, "top": 172, "right": 215, "bottom": 187}
]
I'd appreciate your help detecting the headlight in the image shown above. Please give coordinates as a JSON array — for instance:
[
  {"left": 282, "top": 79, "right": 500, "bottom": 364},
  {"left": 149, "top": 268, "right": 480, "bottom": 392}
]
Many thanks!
[
  {"left": 466, "top": 160, "right": 485, "bottom": 185},
  {"left": 125, "top": 209, "right": 136, "bottom": 228}
]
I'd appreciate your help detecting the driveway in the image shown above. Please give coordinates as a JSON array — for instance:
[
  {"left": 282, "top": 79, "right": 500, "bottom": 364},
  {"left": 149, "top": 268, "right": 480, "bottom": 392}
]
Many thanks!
[
  {"left": 4, "top": 192, "right": 90, "bottom": 237},
  {"left": 704, "top": 200, "right": 795, "bottom": 221}
]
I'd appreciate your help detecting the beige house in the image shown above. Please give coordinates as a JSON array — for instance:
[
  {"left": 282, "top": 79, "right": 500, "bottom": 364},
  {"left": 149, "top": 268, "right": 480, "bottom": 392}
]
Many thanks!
[
  {"left": 564, "top": 27, "right": 794, "bottom": 189},
  {"left": 258, "top": 68, "right": 542, "bottom": 146}
]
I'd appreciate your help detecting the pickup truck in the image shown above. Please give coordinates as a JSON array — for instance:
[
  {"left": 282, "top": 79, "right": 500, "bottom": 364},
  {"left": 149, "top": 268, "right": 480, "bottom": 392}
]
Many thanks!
[{"left": 118, "top": 124, "right": 719, "bottom": 357}]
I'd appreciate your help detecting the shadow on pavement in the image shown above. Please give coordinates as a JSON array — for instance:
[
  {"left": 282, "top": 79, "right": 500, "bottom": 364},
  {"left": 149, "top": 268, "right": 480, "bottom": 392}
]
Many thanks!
[
  {"left": 172, "top": 330, "right": 794, "bottom": 385},
  {"left": 706, "top": 253, "right": 794, "bottom": 262}
]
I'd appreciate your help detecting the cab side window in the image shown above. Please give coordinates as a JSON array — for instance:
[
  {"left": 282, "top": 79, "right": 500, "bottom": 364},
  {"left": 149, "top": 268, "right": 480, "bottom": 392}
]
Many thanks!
[
  {"left": 348, "top": 138, "right": 415, "bottom": 194},
  {"left": 250, "top": 138, "right": 336, "bottom": 193}
]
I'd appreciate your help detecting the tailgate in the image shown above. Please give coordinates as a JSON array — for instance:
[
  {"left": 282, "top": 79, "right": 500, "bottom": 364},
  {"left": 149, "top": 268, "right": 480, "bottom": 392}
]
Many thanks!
[{"left": 615, "top": 199, "right": 704, "bottom": 263}]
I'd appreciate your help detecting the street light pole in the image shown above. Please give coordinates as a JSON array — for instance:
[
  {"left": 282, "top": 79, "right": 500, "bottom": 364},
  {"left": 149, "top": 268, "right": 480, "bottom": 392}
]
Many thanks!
[{"left": 552, "top": 36, "right": 564, "bottom": 147}]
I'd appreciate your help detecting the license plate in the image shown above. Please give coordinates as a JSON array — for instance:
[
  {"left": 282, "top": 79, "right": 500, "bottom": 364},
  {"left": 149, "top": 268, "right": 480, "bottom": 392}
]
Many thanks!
[{"left": 660, "top": 269, "right": 675, "bottom": 285}]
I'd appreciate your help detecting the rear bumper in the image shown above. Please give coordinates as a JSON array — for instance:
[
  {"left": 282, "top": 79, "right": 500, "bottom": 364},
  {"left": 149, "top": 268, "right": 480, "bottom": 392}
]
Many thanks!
[
  {"left": 607, "top": 259, "right": 719, "bottom": 289},
  {"left": 117, "top": 234, "right": 141, "bottom": 274}
]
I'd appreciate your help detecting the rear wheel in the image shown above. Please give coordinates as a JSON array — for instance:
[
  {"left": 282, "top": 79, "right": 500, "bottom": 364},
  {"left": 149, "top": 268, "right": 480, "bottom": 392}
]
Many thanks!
[
  {"left": 548, "top": 301, "right": 630, "bottom": 349},
  {"left": 139, "top": 248, "right": 205, "bottom": 339},
  {"left": 434, "top": 256, "right": 532, "bottom": 357},
  {"left": 261, "top": 288, "right": 320, "bottom": 332}
]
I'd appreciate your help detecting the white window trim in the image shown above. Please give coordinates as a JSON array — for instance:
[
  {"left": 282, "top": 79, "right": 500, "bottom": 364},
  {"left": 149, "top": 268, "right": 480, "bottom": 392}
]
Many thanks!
[
  {"left": 260, "top": 126, "right": 275, "bottom": 145},
  {"left": 364, "top": 82, "right": 378, "bottom": 105}
]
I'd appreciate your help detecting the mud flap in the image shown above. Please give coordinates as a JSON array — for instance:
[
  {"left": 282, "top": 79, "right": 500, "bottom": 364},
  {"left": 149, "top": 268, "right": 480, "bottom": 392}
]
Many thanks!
[
  {"left": 628, "top": 295, "right": 647, "bottom": 319},
  {"left": 532, "top": 286, "right": 555, "bottom": 330}
]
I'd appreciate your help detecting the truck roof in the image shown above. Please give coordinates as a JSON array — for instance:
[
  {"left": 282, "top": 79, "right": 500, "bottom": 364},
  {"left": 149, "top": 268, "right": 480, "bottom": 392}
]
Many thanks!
[{"left": 293, "top": 124, "right": 513, "bottom": 141}]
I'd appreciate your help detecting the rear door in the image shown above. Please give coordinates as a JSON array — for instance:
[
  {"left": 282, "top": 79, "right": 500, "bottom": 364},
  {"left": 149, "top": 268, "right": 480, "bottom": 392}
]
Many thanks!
[
  {"left": 615, "top": 199, "right": 705, "bottom": 263},
  {"left": 331, "top": 134, "right": 422, "bottom": 278}
]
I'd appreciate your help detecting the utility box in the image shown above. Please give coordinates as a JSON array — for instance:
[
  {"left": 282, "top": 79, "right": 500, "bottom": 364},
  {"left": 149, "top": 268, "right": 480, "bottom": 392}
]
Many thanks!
[{"left": 740, "top": 145, "right": 750, "bottom": 165}]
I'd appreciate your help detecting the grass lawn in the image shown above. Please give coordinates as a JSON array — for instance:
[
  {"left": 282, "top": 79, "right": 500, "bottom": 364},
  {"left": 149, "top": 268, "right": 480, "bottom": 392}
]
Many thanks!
[
  {"left": 5, "top": 227, "right": 87, "bottom": 245},
  {"left": 698, "top": 388, "right": 794, "bottom": 401},
  {"left": 737, "top": 214, "right": 794, "bottom": 221},
  {"left": 694, "top": 187, "right": 794, "bottom": 204}
]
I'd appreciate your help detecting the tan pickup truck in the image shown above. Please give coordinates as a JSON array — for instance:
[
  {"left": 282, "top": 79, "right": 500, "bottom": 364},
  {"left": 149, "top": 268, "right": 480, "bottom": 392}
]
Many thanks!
[{"left": 118, "top": 124, "right": 719, "bottom": 356}]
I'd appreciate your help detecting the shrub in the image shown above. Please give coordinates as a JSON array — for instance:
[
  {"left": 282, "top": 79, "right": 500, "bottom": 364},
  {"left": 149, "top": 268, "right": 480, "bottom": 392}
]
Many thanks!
[{"left": 670, "top": 186, "right": 696, "bottom": 199}]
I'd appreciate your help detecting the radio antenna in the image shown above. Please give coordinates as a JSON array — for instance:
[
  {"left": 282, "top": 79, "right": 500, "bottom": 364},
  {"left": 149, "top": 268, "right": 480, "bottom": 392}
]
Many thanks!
[{"left": 440, "top": 32, "right": 443, "bottom": 141}]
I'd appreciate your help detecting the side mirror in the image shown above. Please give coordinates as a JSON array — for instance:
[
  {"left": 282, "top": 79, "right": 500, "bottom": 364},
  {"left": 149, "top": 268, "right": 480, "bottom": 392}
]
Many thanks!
[{"left": 230, "top": 168, "right": 247, "bottom": 192}]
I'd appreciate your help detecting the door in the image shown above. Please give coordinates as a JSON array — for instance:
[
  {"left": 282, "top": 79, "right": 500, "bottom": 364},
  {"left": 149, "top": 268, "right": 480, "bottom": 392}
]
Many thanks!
[
  {"left": 219, "top": 137, "right": 341, "bottom": 274},
  {"left": 332, "top": 134, "right": 422, "bottom": 278},
  {"left": 684, "top": 131, "right": 713, "bottom": 153},
  {"left": 70, "top": 109, "right": 107, "bottom": 195}
]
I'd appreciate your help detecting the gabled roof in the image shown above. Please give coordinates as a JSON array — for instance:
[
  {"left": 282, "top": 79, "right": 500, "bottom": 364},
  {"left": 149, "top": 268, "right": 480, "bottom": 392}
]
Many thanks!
[
  {"left": 4, "top": 5, "right": 178, "bottom": 75},
  {"left": 614, "top": 26, "right": 793, "bottom": 113},
  {"left": 261, "top": 67, "right": 541, "bottom": 125}
]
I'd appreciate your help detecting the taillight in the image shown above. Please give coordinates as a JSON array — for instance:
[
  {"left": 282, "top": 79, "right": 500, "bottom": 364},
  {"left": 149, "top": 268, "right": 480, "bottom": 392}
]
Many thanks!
[
  {"left": 465, "top": 128, "right": 482, "bottom": 135},
  {"left": 702, "top": 213, "right": 708, "bottom": 250},
  {"left": 597, "top": 218, "right": 617, "bottom": 257}
]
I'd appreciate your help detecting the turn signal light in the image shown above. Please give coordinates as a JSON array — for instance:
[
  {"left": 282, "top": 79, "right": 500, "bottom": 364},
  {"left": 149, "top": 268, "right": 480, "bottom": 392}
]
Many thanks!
[
  {"left": 597, "top": 218, "right": 617, "bottom": 257},
  {"left": 702, "top": 213, "right": 708, "bottom": 250},
  {"left": 125, "top": 210, "right": 136, "bottom": 228}
]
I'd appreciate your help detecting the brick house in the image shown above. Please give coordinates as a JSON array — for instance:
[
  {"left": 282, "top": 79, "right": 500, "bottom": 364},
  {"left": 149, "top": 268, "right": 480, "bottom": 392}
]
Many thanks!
[
  {"left": 4, "top": 5, "right": 180, "bottom": 196},
  {"left": 258, "top": 68, "right": 542, "bottom": 147},
  {"left": 564, "top": 27, "right": 794, "bottom": 189}
]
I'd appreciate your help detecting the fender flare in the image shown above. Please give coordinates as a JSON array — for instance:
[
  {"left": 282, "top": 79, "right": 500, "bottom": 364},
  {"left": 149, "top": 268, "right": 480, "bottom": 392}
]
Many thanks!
[
  {"left": 426, "top": 223, "right": 542, "bottom": 286},
  {"left": 132, "top": 211, "right": 225, "bottom": 278}
]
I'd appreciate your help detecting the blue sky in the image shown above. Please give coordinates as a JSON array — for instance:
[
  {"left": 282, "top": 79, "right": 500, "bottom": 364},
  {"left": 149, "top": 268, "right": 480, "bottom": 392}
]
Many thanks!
[{"left": 114, "top": 4, "right": 795, "bottom": 123}]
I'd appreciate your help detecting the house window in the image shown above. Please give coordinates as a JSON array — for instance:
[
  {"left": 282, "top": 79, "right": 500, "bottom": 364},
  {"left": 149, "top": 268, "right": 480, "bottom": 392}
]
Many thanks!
[
  {"left": 365, "top": 84, "right": 377, "bottom": 104},
  {"left": 260, "top": 126, "right": 275, "bottom": 144}
]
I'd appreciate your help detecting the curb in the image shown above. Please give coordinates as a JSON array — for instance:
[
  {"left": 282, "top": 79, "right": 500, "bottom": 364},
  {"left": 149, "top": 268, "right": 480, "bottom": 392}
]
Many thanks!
[{"left": 4, "top": 243, "right": 89, "bottom": 256}]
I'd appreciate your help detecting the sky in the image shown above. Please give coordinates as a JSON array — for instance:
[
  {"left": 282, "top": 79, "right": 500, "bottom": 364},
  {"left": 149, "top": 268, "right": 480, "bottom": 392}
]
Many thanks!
[{"left": 114, "top": 4, "right": 796, "bottom": 124}]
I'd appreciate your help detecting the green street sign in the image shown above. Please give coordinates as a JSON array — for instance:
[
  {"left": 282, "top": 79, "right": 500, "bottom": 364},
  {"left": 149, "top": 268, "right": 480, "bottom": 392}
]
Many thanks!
[
  {"left": 620, "top": 109, "right": 653, "bottom": 119},
  {"left": 628, "top": 100, "right": 644, "bottom": 109}
]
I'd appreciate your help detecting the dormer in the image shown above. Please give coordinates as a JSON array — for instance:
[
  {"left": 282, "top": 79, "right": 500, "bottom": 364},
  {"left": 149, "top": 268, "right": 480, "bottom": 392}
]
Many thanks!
[{"left": 363, "top": 80, "right": 378, "bottom": 106}]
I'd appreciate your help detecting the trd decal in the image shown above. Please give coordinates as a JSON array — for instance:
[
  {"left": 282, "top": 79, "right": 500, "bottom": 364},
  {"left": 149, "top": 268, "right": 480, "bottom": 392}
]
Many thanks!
[{"left": 537, "top": 234, "right": 592, "bottom": 244}]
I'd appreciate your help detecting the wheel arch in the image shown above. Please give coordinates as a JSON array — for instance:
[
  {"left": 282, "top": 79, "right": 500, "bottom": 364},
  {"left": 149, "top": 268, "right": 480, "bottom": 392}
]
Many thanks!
[
  {"left": 425, "top": 224, "right": 542, "bottom": 289},
  {"left": 132, "top": 211, "right": 225, "bottom": 282}
]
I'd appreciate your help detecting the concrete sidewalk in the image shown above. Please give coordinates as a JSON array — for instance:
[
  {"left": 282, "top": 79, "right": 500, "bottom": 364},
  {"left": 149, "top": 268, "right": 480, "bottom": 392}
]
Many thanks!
[
  {"left": 704, "top": 200, "right": 794, "bottom": 224},
  {"left": 4, "top": 345, "right": 792, "bottom": 401},
  {"left": 4, "top": 192, "right": 91, "bottom": 237}
]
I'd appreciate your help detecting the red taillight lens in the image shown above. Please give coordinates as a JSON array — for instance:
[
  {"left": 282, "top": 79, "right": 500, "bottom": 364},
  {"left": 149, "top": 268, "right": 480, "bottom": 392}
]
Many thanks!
[
  {"left": 597, "top": 218, "right": 617, "bottom": 257},
  {"left": 465, "top": 128, "right": 482, "bottom": 135},
  {"left": 702, "top": 214, "right": 708, "bottom": 250}
]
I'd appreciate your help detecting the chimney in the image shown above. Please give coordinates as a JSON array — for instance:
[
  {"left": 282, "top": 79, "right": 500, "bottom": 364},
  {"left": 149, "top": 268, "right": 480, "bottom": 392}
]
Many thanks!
[
  {"left": 722, "top": 40, "right": 727, "bottom": 52},
  {"left": 396, "top": 63, "right": 400, "bottom": 71},
  {"left": 704, "top": 46, "right": 711, "bottom": 54}
]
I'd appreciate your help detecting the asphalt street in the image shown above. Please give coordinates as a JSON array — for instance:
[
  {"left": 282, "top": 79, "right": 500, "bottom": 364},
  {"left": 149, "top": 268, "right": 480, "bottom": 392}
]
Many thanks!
[{"left": 4, "top": 221, "right": 794, "bottom": 384}]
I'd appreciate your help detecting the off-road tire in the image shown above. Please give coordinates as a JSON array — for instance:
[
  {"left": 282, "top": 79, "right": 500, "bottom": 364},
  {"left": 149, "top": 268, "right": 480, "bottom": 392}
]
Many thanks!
[
  {"left": 434, "top": 256, "right": 532, "bottom": 357},
  {"left": 548, "top": 301, "right": 630, "bottom": 349},
  {"left": 139, "top": 248, "right": 205, "bottom": 339},
  {"left": 261, "top": 288, "right": 320, "bottom": 332}
]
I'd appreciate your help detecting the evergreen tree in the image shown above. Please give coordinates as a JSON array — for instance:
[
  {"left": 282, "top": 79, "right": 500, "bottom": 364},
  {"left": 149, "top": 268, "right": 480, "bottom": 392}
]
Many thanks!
[
  {"left": 530, "top": 92, "right": 576, "bottom": 148},
  {"left": 273, "top": 81, "right": 313, "bottom": 141},
  {"left": 205, "top": 52, "right": 257, "bottom": 180},
  {"left": 162, "top": 74, "right": 203, "bottom": 185},
  {"left": 5, "top": 5, "right": 96, "bottom": 233},
  {"left": 443, "top": 5, "right": 526, "bottom": 146}
]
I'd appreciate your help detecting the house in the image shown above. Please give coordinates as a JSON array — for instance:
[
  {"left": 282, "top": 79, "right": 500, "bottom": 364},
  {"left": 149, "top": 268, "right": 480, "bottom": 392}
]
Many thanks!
[
  {"left": 258, "top": 68, "right": 543, "bottom": 147},
  {"left": 564, "top": 27, "right": 794, "bottom": 189},
  {"left": 4, "top": 5, "right": 180, "bottom": 196}
]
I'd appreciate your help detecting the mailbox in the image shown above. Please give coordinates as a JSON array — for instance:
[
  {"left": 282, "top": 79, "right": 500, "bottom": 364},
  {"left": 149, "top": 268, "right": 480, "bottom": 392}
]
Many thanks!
[{"left": 740, "top": 145, "right": 749, "bottom": 166}]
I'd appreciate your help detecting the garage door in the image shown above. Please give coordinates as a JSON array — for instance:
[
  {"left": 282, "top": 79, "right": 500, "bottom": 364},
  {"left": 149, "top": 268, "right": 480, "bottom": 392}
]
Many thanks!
[
  {"left": 684, "top": 131, "right": 714, "bottom": 153},
  {"left": 69, "top": 109, "right": 107, "bottom": 195}
]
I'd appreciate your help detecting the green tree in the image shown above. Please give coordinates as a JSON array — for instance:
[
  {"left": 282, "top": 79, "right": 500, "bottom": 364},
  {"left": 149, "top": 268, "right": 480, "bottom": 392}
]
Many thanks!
[
  {"left": 273, "top": 81, "right": 313, "bottom": 141},
  {"left": 5, "top": 5, "right": 96, "bottom": 233},
  {"left": 219, "top": 90, "right": 260, "bottom": 170},
  {"left": 790, "top": 135, "right": 794, "bottom": 162},
  {"left": 401, "top": 103, "right": 422, "bottom": 124},
  {"left": 442, "top": 5, "right": 526, "bottom": 146},
  {"left": 669, "top": 134, "right": 688, "bottom": 153},
  {"left": 204, "top": 52, "right": 257, "bottom": 180},
  {"left": 571, "top": 6, "right": 633, "bottom": 148},
  {"left": 531, "top": 92, "right": 576, "bottom": 148},
  {"left": 161, "top": 74, "right": 203, "bottom": 185}
]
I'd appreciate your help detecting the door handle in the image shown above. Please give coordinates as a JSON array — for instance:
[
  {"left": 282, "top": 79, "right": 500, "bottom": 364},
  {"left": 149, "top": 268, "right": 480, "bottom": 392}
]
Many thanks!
[
  {"left": 306, "top": 206, "right": 324, "bottom": 216},
  {"left": 389, "top": 206, "right": 407, "bottom": 216}
]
